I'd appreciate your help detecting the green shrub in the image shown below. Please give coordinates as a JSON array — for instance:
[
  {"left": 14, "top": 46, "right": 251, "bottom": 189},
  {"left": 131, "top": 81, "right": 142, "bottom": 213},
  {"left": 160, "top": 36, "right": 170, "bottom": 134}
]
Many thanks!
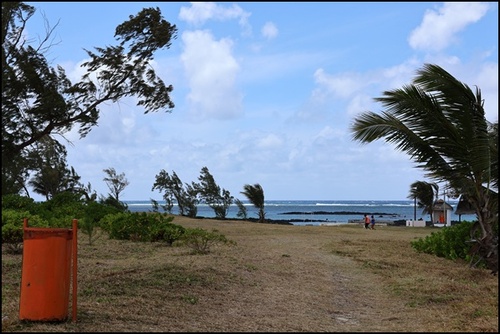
[
  {"left": 101, "top": 212, "right": 184, "bottom": 244},
  {"left": 411, "top": 221, "right": 485, "bottom": 267},
  {"left": 149, "top": 219, "right": 186, "bottom": 246},
  {"left": 1, "top": 210, "right": 48, "bottom": 254},
  {"left": 36, "top": 192, "right": 86, "bottom": 226},
  {"left": 176, "top": 228, "right": 236, "bottom": 254},
  {"left": 80, "top": 201, "right": 123, "bottom": 245},
  {"left": 100, "top": 212, "right": 135, "bottom": 240},
  {"left": 1, "top": 194, "right": 37, "bottom": 212}
]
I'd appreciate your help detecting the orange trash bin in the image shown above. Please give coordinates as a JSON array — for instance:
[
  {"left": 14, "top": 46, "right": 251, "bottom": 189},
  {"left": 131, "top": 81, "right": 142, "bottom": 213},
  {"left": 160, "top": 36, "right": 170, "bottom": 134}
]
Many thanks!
[{"left": 19, "top": 218, "right": 77, "bottom": 322}]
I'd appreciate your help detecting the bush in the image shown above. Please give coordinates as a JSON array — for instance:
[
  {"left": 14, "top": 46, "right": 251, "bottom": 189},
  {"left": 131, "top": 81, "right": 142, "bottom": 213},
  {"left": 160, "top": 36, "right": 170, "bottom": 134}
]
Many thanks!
[
  {"left": 36, "top": 192, "right": 86, "bottom": 226},
  {"left": 149, "top": 219, "right": 186, "bottom": 246},
  {"left": 101, "top": 212, "right": 184, "bottom": 244},
  {"left": 1, "top": 210, "right": 48, "bottom": 254},
  {"left": 410, "top": 221, "right": 486, "bottom": 267},
  {"left": 1, "top": 194, "right": 37, "bottom": 212},
  {"left": 80, "top": 201, "right": 123, "bottom": 245},
  {"left": 176, "top": 228, "right": 236, "bottom": 254}
]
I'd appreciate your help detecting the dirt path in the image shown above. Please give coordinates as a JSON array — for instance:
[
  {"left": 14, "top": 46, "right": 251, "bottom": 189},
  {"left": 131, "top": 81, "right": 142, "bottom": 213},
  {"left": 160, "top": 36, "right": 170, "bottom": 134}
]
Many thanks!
[
  {"left": 4, "top": 218, "right": 496, "bottom": 332},
  {"left": 195, "top": 229, "right": 414, "bottom": 332}
]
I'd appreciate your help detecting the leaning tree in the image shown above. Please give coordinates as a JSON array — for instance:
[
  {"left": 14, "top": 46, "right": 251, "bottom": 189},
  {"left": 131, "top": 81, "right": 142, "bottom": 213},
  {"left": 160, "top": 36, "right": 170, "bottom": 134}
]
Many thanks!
[
  {"left": 2, "top": 2, "right": 177, "bottom": 196},
  {"left": 408, "top": 180, "right": 439, "bottom": 223},
  {"left": 351, "top": 63, "right": 498, "bottom": 274},
  {"left": 241, "top": 183, "right": 266, "bottom": 223}
]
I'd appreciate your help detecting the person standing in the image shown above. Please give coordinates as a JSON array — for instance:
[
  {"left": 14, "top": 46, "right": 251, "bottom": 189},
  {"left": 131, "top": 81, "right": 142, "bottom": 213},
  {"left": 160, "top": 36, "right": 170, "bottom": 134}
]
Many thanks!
[
  {"left": 364, "top": 214, "right": 370, "bottom": 229},
  {"left": 370, "top": 215, "right": 376, "bottom": 230}
]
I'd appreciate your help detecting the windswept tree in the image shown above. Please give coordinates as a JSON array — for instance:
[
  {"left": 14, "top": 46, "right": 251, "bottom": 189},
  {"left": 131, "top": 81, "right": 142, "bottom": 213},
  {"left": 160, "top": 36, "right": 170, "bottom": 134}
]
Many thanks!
[
  {"left": 2, "top": 3, "right": 177, "bottom": 195},
  {"left": 234, "top": 198, "right": 248, "bottom": 219},
  {"left": 195, "top": 166, "right": 233, "bottom": 219},
  {"left": 27, "top": 136, "right": 83, "bottom": 200},
  {"left": 351, "top": 63, "right": 498, "bottom": 274},
  {"left": 152, "top": 170, "right": 199, "bottom": 218},
  {"left": 101, "top": 167, "right": 129, "bottom": 211},
  {"left": 241, "top": 183, "right": 265, "bottom": 223},
  {"left": 408, "top": 180, "right": 439, "bottom": 222},
  {"left": 103, "top": 167, "right": 129, "bottom": 203}
]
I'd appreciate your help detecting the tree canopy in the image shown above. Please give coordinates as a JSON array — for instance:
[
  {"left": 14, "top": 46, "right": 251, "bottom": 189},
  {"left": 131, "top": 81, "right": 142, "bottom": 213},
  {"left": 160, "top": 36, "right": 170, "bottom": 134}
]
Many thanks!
[
  {"left": 351, "top": 63, "right": 498, "bottom": 274},
  {"left": 241, "top": 183, "right": 265, "bottom": 223},
  {"left": 2, "top": 2, "right": 177, "bottom": 197}
]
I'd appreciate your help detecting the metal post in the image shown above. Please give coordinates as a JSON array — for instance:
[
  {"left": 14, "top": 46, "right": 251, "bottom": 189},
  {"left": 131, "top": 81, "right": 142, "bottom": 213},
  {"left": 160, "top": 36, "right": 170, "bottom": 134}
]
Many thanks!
[{"left": 72, "top": 219, "right": 78, "bottom": 322}]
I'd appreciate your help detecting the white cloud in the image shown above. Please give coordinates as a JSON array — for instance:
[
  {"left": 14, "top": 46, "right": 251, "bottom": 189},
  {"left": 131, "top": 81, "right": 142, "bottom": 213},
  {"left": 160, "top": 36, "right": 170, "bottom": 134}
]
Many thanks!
[
  {"left": 408, "top": 2, "right": 490, "bottom": 52},
  {"left": 261, "top": 22, "right": 278, "bottom": 40},
  {"left": 180, "top": 30, "right": 243, "bottom": 120},
  {"left": 179, "top": 2, "right": 252, "bottom": 36},
  {"left": 346, "top": 94, "right": 373, "bottom": 117},
  {"left": 257, "top": 133, "right": 284, "bottom": 150},
  {"left": 24, "top": 2, "right": 496, "bottom": 202},
  {"left": 313, "top": 68, "right": 363, "bottom": 99},
  {"left": 476, "top": 62, "right": 499, "bottom": 122}
]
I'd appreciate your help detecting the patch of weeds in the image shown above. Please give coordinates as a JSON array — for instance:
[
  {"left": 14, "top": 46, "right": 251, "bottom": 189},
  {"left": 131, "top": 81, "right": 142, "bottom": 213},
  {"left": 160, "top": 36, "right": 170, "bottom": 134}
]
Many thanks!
[
  {"left": 152, "top": 265, "right": 203, "bottom": 287},
  {"left": 82, "top": 287, "right": 95, "bottom": 296},
  {"left": 182, "top": 295, "right": 198, "bottom": 305},
  {"left": 409, "top": 293, "right": 456, "bottom": 306},
  {"left": 244, "top": 264, "right": 258, "bottom": 271},
  {"left": 425, "top": 294, "right": 457, "bottom": 304},
  {"left": 391, "top": 285, "right": 404, "bottom": 297},
  {"left": 2, "top": 259, "right": 21, "bottom": 270},
  {"left": 407, "top": 301, "right": 418, "bottom": 308},
  {"left": 96, "top": 297, "right": 111, "bottom": 303},
  {"left": 472, "top": 309, "right": 485, "bottom": 318},
  {"left": 281, "top": 254, "right": 290, "bottom": 257}
]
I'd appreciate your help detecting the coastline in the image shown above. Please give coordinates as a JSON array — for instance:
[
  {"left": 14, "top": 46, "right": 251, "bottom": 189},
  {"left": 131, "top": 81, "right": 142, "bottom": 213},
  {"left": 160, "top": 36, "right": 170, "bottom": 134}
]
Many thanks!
[{"left": 125, "top": 199, "right": 476, "bottom": 225}]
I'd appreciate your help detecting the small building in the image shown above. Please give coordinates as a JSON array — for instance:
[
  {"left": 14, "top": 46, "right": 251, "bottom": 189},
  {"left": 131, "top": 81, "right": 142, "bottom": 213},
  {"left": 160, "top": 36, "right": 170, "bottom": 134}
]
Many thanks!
[
  {"left": 406, "top": 219, "right": 426, "bottom": 227},
  {"left": 432, "top": 199, "right": 453, "bottom": 226},
  {"left": 454, "top": 194, "right": 476, "bottom": 222}
]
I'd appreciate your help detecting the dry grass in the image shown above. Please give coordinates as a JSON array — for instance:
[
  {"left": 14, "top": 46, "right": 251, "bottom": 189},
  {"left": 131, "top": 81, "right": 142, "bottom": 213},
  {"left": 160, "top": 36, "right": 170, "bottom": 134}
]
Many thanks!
[{"left": 2, "top": 216, "right": 498, "bottom": 332}]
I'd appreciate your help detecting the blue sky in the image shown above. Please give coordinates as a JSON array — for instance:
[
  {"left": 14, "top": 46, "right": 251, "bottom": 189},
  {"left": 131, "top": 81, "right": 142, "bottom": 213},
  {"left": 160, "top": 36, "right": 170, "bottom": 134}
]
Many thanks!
[{"left": 25, "top": 2, "right": 498, "bottom": 201}]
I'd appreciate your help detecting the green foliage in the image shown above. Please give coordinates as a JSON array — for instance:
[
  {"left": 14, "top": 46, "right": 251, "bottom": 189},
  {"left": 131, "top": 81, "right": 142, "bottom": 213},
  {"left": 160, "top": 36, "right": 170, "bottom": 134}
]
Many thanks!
[
  {"left": 80, "top": 201, "right": 121, "bottom": 245},
  {"left": 241, "top": 184, "right": 265, "bottom": 223},
  {"left": 1, "top": 210, "right": 48, "bottom": 254},
  {"left": 101, "top": 212, "right": 183, "bottom": 244},
  {"left": 100, "top": 212, "right": 138, "bottom": 240},
  {"left": 152, "top": 167, "right": 237, "bottom": 219},
  {"left": 407, "top": 181, "right": 439, "bottom": 222},
  {"left": 35, "top": 192, "right": 86, "bottom": 227},
  {"left": 149, "top": 218, "right": 186, "bottom": 246},
  {"left": 351, "top": 63, "right": 498, "bottom": 274},
  {"left": 176, "top": 228, "right": 236, "bottom": 254},
  {"left": 100, "top": 195, "right": 129, "bottom": 212},
  {"left": 195, "top": 166, "right": 233, "bottom": 219},
  {"left": 27, "top": 138, "right": 83, "bottom": 200},
  {"left": 411, "top": 221, "right": 486, "bottom": 267},
  {"left": 235, "top": 198, "right": 248, "bottom": 219},
  {"left": 1, "top": 194, "right": 37, "bottom": 212},
  {"left": 2, "top": 3, "right": 176, "bottom": 196},
  {"left": 152, "top": 170, "right": 199, "bottom": 217},
  {"left": 102, "top": 167, "right": 129, "bottom": 203}
]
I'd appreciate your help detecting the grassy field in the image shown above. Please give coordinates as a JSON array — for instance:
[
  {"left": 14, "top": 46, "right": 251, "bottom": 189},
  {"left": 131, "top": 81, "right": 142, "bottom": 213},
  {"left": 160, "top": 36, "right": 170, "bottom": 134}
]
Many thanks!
[{"left": 2, "top": 216, "right": 498, "bottom": 332}]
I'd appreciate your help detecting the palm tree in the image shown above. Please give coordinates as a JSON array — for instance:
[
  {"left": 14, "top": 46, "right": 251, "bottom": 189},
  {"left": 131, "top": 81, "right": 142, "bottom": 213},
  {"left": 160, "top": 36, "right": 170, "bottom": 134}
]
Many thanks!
[
  {"left": 351, "top": 63, "right": 498, "bottom": 274},
  {"left": 408, "top": 180, "right": 439, "bottom": 222},
  {"left": 241, "top": 183, "right": 265, "bottom": 223}
]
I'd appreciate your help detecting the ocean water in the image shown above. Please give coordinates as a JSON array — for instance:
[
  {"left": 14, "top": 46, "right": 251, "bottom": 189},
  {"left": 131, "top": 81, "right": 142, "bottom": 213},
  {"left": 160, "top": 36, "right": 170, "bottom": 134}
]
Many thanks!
[{"left": 124, "top": 199, "right": 477, "bottom": 226}]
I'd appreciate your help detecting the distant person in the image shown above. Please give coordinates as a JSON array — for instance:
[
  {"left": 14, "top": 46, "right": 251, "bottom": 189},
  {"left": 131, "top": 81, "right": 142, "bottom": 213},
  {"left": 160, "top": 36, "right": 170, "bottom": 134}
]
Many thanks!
[
  {"left": 370, "top": 215, "right": 376, "bottom": 230},
  {"left": 364, "top": 214, "right": 370, "bottom": 229}
]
